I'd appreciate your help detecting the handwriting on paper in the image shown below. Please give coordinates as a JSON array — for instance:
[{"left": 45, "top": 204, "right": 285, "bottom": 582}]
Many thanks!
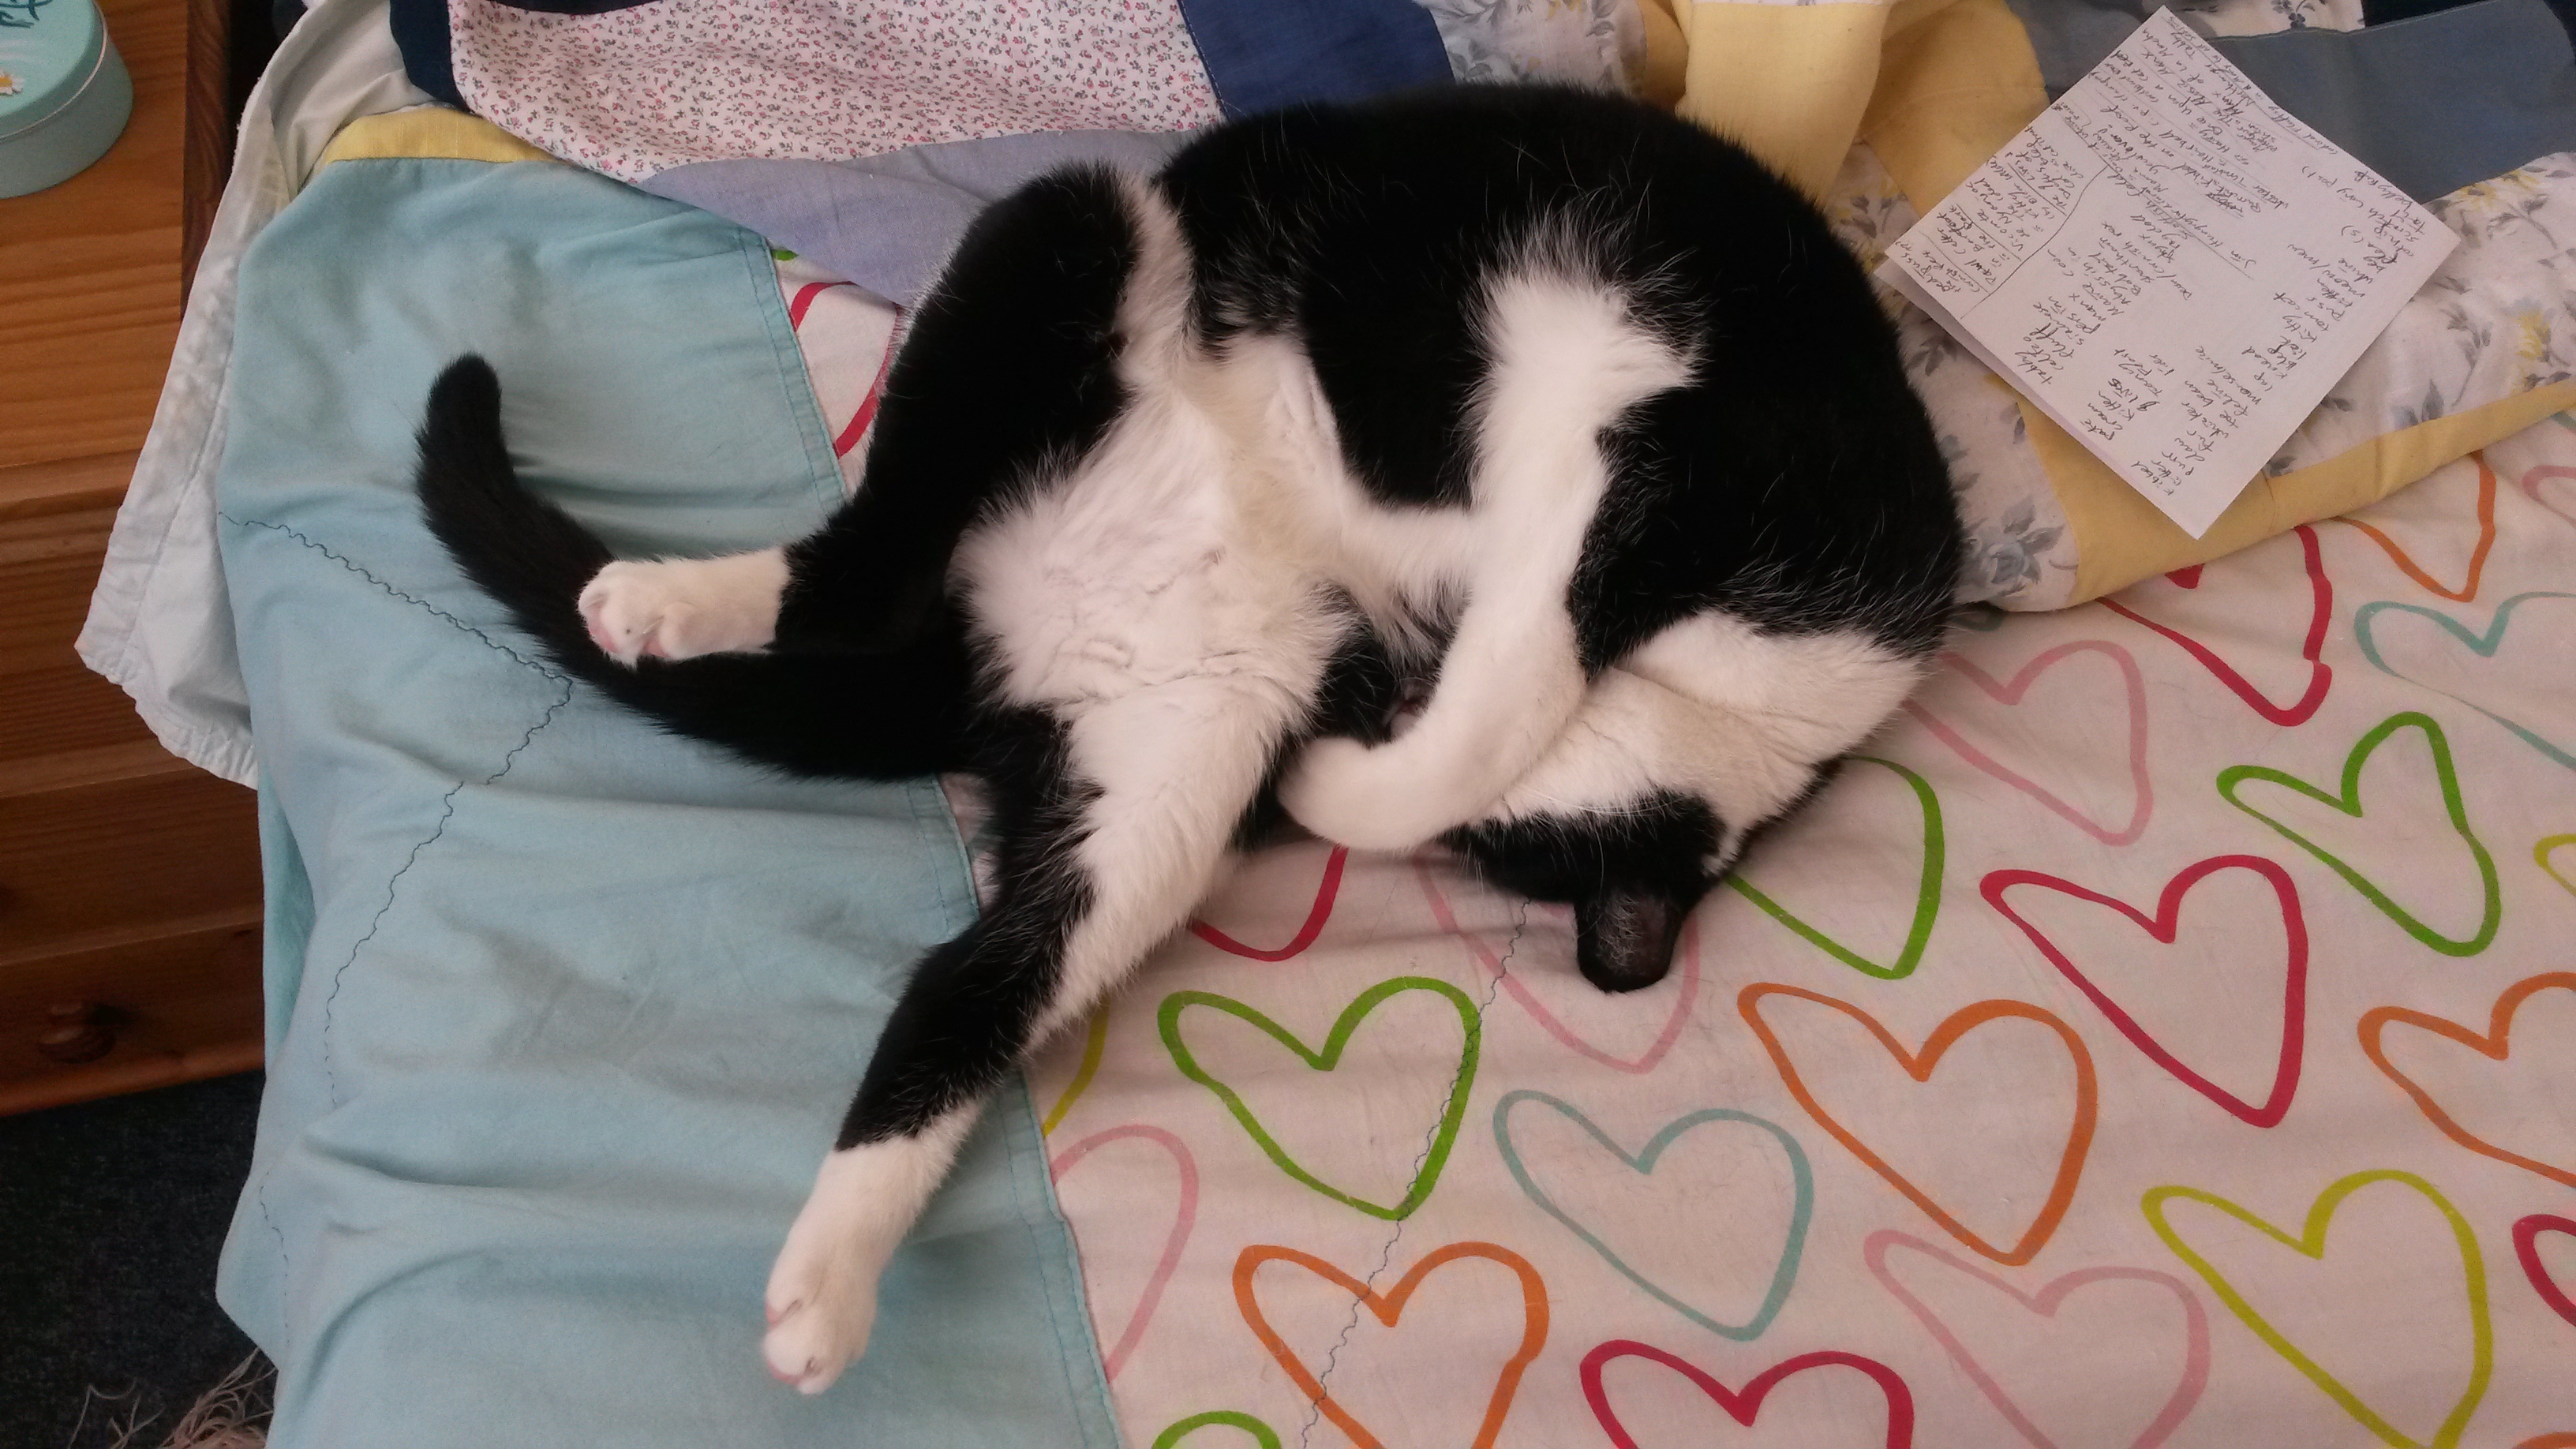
[{"left": 1879, "top": 9, "right": 2453, "bottom": 536}]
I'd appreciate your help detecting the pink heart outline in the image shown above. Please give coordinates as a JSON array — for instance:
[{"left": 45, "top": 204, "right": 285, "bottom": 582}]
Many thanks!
[
  {"left": 2515, "top": 1213, "right": 2576, "bottom": 1327},
  {"left": 1049, "top": 1125, "right": 1197, "bottom": 1380},
  {"left": 1189, "top": 844, "right": 1349, "bottom": 962},
  {"left": 1414, "top": 856, "right": 1700, "bottom": 1073},
  {"left": 2518, "top": 464, "right": 2576, "bottom": 527},
  {"left": 1579, "top": 1339, "right": 1916, "bottom": 1449},
  {"left": 1983, "top": 856, "right": 2308, "bottom": 1127},
  {"left": 2102, "top": 526, "right": 2334, "bottom": 726},
  {"left": 1903, "top": 640, "right": 2154, "bottom": 846},
  {"left": 1864, "top": 1229, "right": 2211, "bottom": 1449}
]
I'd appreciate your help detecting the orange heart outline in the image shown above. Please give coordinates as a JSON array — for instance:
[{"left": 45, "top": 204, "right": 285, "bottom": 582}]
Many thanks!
[
  {"left": 1740, "top": 985, "right": 2097, "bottom": 1265},
  {"left": 1233, "top": 1241, "right": 1548, "bottom": 1449},
  {"left": 2358, "top": 972, "right": 2576, "bottom": 1190},
  {"left": 2335, "top": 455, "right": 2498, "bottom": 602}
]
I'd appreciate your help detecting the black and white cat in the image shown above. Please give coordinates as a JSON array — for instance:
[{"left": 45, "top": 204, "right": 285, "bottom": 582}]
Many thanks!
[{"left": 417, "top": 84, "right": 1963, "bottom": 1393}]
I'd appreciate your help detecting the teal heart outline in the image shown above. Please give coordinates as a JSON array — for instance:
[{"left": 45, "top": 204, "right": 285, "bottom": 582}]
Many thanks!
[
  {"left": 1493, "top": 1089, "right": 1812, "bottom": 1340},
  {"left": 2217, "top": 711, "right": 2501, "bottom": 957},
  {"left": 2354, "top": 591, "right": 2576, "bottom": 771}
]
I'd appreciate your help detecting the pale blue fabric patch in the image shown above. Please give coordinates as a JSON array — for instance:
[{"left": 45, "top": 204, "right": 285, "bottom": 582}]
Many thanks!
[
  {"left": 214, "top": 156, "right": 1118, "bottom": 1448},
  {"left": 645, "top": 129, "right": 1195, "bottom": 308},
  {"left": 2007, "top": 0, "right": 2576, "bottom": 201},
  {"left": 2218, "top": 0, "right": 2576, "bottom": 201}
]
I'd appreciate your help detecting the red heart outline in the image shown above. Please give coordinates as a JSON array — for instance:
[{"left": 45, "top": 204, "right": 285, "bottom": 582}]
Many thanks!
[
  {"left": 1983, "top": 856, "right": 2307, "bottom": 1127},
  {"left": 2515, "top": 1213, "right": 2576, "bottom": 1327},
  {"left": 1579, "top": 1339, "right": 1915, "bottom": 1449},
  {"left": 1189, "top": 845, "right": 1348, "bottom": 960},
  {"left": 2102, "top": 526, "right": 2333, "bottom": 726},
  {"left": 1903, "top": 640, "right": 2153, "bottom": 846}
]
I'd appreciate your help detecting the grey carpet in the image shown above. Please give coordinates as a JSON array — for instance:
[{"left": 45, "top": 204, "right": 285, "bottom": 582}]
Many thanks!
[{"left": 0, "top": 1073, "right": 268, "bottom": 1449}]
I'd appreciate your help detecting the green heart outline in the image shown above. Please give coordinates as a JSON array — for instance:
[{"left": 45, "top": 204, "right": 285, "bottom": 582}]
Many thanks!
[
  {"left": 2216, "top": 711, "right": 2500, "bottom": 957},
  {"left": 2144, "top": 1169, "right": 2492, "bottom": 1449},
  {"left": 1159, "top": 975, "right": 1480, "bottom": 1221},
  {"left": 1152, "top": 1411, "right": 1280, "bottom": 1449},
  {"left": 1493, "top": 1089, "right": 1812, "bottom": 1340},
  {"left": 2539, "top": 833, "right": 2576, "bottom": 898},
  {"left": 1727, "top": 756, "right": 1945, "bottom": 979}
]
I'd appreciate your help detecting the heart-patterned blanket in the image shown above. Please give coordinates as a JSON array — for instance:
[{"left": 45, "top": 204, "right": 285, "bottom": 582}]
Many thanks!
[{"left": 1033, "top": 420, "right": 2576, "bottom": 1449}]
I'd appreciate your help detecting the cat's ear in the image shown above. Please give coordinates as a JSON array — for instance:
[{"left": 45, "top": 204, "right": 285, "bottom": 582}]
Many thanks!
[{"left": 1573, "top": 886, "right": 1694, "bottom": 993}]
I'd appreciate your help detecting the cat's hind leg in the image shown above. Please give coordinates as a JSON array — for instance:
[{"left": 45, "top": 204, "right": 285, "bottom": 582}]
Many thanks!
[
  {"left": 579, "top": 550, "right": 789, "bottom": 663},
  {"left": 571, "top": 164, "right": 1146, "bottom": 669},
  {"left": 760, "top": 671, "right": 1309, "bottom": 1392}
]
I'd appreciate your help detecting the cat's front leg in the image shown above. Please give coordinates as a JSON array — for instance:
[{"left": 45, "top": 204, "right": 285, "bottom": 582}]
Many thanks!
[
  {"left": 763, "top": 675, "right": 1301, "bottom": 1391},
  {"left": 577, "top": 549, "right": 787, "bottom": 664},
  {"left": 1278, "top": 594, "right": 1589, "bottom": 850},
  {"left": 762, "top": 1103, "right": 980, "bottom": 1392}
]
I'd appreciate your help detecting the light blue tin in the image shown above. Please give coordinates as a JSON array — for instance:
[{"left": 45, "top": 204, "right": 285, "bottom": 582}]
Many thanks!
[{"left": 0, "top": 0, "right": 133, "bottom": 199}]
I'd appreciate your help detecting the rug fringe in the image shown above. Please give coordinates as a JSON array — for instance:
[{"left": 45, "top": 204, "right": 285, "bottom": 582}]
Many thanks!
[{"left": 154, "top": 1354, "right": 272, "bottom": 1449}]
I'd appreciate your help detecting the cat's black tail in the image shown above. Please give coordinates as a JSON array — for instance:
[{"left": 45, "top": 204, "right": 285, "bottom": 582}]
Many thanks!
[
  {"left": 414, "top": 355, "right": 975, "bottom": 779},
  {"left": 417, "top": 356, "right": 612, "bottom": 671}
]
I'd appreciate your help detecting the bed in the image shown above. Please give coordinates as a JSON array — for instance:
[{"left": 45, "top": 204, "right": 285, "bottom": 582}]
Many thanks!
[{"left": 77, "top": 0, "right": 2576, "bottom": 1443}]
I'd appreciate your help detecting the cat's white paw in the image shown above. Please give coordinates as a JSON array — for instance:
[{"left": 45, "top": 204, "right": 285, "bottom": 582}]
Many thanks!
[
  {"left": 759, "top": 1138, "right": 949, "bottom": 1395},
  {"left": 760, "top": 1189, "right": 883, "bottom": 1395},
  {"left": 760, "top": 1254, "right": 876, "bottom": 1395},
  {"left": 1279, "top": 736, "right": 1448, "bottom": 851},
  {"left": 577, "top": 549, "right": 787, "bottom": 665}
]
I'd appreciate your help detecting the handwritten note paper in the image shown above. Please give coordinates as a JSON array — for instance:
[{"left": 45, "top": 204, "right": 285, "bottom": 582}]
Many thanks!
[{"left": 1878, "top": 8, "right": 2454, "bottom": 537}]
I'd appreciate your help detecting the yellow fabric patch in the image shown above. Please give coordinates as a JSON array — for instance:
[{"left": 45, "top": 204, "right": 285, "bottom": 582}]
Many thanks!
[
  {"left": 2031, "top": 380, "right": 2576, "bottom": 602},
  {"left": 1632, "top": 0, "right": 1690, "bottom": 109},
  {"left": 316, "top": 107, "right": 556, "bottom": 170},
  {"left": 1678, "top": 2, "right": 1895, "bottom": 199},
  {"left": 1861, "top": 0, "right": 2044, "bottom": 209},
  {"left": 1676, "top": 0, "right": 2041, "bottom": 202}
]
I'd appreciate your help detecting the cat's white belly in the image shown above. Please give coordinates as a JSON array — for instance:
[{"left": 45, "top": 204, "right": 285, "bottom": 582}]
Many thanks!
[{"left": 955, "top": 391, "right": 1335, "bottom": 721}]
